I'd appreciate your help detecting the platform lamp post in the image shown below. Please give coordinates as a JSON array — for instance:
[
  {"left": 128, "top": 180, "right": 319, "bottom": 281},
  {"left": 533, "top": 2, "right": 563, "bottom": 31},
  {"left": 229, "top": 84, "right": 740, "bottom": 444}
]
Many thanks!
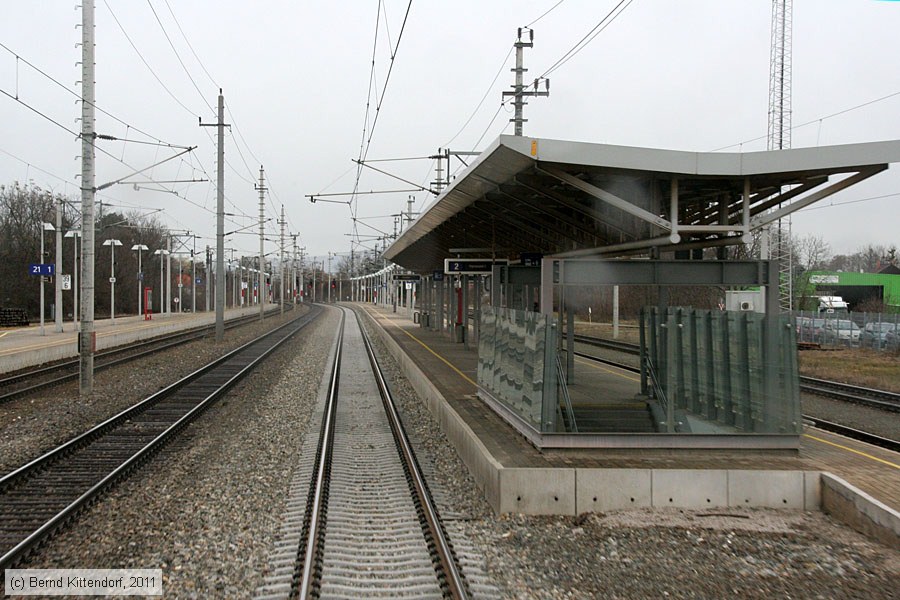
[
  {"left": 39, "top": 222, "right": 55, "bottom": 336},
  {"left": 153, "top": 249, "right": 169, "bottom": 315},
  {"left": 64, "top": 229, "right": 81, "bottom": 331},
  {"left": 102, "top": 239, "right": 122, "bottom": 322},
  {"left": 131, "top": 244, "right": 148, "bottom": 317}
]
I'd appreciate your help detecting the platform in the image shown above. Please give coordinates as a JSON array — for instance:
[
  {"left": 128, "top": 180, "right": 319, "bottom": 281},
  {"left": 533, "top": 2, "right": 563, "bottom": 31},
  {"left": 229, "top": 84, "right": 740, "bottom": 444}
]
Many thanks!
[
  {"left": 0, "top": 304, "right": 279, "bottom": 374},
  {"left": 360, "top": 302, "right": 900, "bottom": 548}
]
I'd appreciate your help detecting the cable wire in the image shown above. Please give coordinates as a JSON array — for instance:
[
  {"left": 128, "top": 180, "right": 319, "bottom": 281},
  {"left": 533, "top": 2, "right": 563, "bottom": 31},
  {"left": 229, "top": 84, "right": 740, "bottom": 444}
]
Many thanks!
[
  {"left": 538, "top": 0, "right": 634, "bottom": 80},
  {"left": 710, "top": 89, "right": 900, "bottom": 152},
  {"left": 103, "top": 0, "right": 200, "bottom": 118},
  {"left": 146, "top": 0, "right": 215, "bottom": 115},
  {"left": 0, "top": 42, "right": 182, "bottom": 149},
  {"left": 442, "top": 44, "right": 514, "bottom": 148},
  {"left": 162, "top": 0, "right": 219, "bottom": 90},
  {"left": 527, "top": 0, "right": 567, "bottom": 27}
]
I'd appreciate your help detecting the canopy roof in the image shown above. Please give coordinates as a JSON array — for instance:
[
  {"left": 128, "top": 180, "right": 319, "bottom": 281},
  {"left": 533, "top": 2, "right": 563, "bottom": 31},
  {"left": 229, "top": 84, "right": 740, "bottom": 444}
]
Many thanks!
[{"left": 384, "top": 135, "right": 900, "bottom": 272}]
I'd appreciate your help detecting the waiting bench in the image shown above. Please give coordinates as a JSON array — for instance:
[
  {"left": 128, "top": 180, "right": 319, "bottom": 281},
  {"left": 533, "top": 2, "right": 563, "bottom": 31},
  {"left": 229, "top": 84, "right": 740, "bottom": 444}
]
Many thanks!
[{"left": 0, "top": 308, "right": 30, "bottom": 327}]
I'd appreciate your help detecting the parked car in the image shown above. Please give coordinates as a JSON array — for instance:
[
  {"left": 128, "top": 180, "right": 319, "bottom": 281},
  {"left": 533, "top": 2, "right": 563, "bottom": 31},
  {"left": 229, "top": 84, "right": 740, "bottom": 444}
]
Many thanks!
[
  {"left": 799, "top": 317, "right": 826, "bottom": 343},
  {"left": 886, "top": 328, "right": 900, "bottom": 352},
  {"left": 860, "top": 321, "right": 899, "bottom": 349},
  {"left": 822, "top": 319, "right": 861, "bottom": 345}
]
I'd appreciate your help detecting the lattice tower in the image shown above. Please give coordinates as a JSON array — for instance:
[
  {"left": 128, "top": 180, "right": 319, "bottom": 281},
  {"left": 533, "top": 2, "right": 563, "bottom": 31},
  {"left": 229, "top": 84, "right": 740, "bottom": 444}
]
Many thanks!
[{"left": 767, "top": 0, "right": 793, "bottom": 312}]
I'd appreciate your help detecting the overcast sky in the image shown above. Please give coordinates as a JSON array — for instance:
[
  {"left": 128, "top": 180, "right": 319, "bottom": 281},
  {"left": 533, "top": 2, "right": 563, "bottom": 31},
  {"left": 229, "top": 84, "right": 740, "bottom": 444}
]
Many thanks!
[{"left": 2, "top": 1, "right": 899, "bottom": 266}]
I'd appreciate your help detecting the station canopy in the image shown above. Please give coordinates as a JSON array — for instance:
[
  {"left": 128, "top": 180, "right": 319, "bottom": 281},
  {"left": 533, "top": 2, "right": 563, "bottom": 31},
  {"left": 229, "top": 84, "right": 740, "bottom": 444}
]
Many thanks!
[{"left": 384, "top": 135, "right": 900, "bottom": 273}]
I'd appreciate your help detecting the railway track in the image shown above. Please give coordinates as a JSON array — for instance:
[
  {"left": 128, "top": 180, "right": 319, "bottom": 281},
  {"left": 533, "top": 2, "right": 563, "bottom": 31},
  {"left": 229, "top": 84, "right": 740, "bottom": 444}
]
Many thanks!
[
  {"left": 573, "top": 333, "right": 899, "bottom": 413},
  {"left": 0, "top": 306, "right": 321, "bottom": 572},
  {"left": 572, "top": 339, "right": 899, "bottom": 452},
  {"left": 263, "top": 306, "right": 468, "bottom": 599},
  {"left": 0, "top": 306, "right": 290, "bottom": 404}
]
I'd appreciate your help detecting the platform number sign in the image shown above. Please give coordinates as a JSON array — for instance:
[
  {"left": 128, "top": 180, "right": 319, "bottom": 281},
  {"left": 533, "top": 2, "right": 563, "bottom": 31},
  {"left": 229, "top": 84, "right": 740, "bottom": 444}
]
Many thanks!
[{"left": 29, "top": 263, "right": 55, "bottom": 276}]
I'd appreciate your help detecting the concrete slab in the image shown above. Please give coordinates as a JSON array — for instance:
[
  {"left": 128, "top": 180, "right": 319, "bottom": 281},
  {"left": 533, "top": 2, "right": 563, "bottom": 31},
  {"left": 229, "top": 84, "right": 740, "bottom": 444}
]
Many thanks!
[
  {"left": 499, "top": 468, "right": 576, "bottom": 515},
  {"left": 576, "top": 468, "right": 652, "bottom": 513},
  {"left": 727, "top": 470, "right": 806, "bottom": 509},
  {"left": 652, "top": 469, "right": 728, "bottom": 508}
]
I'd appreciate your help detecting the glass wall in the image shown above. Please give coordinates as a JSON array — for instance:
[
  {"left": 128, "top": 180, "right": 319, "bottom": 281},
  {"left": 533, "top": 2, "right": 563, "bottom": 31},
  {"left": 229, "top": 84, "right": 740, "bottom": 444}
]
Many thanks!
[
  {"left": 641, "top": 307, "right": 801, "bottom": 434},
  {"left": 477, "top": 306, "right": 559, "bottom": 432}
]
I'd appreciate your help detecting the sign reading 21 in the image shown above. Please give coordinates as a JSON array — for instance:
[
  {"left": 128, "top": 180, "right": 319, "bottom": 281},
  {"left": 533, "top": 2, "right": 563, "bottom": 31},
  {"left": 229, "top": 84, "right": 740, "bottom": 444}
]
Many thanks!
[{"left": 29, "top": 263, "right": 55, "bottom": 276}]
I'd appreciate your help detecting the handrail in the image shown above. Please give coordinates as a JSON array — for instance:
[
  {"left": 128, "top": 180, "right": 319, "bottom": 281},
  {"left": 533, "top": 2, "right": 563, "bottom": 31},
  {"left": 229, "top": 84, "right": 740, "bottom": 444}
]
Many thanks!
[{"left": 556, "top": 355, "right": 578, "bottom": 433}]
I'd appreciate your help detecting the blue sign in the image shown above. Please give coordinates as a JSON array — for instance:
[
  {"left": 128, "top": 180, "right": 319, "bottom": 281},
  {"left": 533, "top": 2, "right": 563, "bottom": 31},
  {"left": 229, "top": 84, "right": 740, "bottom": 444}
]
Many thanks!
[
  {"left": 195, "top": 278, "right": 202, "bottom": 285},
  {"left": 433, "top": 271, "right": 444, "bottom": 281},
  {"left": 29, "top": 263, "right": 55, "bottom": 276}
]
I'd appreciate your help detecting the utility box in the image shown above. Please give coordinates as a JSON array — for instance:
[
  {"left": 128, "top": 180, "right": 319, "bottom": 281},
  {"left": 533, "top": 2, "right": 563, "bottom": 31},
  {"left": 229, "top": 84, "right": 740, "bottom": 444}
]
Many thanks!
[{"left": 725, "top": 290, "right": 765, "bottom": 313}]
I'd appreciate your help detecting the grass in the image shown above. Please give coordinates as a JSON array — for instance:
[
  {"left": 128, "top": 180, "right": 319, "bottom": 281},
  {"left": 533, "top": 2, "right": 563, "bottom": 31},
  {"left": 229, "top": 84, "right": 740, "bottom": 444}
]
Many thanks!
[{"left": 798, "top": 348, "right": 900, "bottom": 393}]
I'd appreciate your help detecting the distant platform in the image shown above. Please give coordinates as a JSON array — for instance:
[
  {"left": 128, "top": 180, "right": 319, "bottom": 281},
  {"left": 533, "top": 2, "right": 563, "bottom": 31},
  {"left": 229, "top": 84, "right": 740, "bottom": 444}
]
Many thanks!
[{"left": 0, "top": 304, "right": 280, "bottom": 373}]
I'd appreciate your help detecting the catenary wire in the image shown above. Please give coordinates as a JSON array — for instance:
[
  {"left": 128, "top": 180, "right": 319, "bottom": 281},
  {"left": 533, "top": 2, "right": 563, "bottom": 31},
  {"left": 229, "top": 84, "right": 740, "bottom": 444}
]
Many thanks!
[
  {"left": 145, "top": 0, "right": 215, "bottom": 115},
  {"left": 103, "top": 0, "right": 201, "bottom": 119},
  {"left": 527, "top": 0, "right": 568, "bottom": 27},
  {"left": 0, "top": 42, "right": 182, "bottom": 149}
]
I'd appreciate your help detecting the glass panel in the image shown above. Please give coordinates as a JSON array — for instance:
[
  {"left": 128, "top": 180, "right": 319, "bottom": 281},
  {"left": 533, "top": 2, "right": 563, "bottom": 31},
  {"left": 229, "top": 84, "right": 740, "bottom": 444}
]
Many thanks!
[
  {"left": 477, "top": 306, "right": 559, "bottom": 432},
  {"left": 642, "top": 306, "right": 801, "bottom": 434}
]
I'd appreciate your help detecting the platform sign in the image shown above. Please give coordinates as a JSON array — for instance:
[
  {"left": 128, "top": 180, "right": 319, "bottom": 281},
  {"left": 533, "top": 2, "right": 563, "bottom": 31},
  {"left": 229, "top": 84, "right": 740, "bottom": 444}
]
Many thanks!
[
  {"left": 520, "top": 253, "right": 543, "bottom": 267},
  {"left": 393, "top": 274, "right": 420, "bottom": 282},
  {"left": 444, "top": 258, "right": 507, "bottom": 275},
  {"left": 29, "top": 263, "right": 55, "bottom": 276},
  {"left": 195, "top": 277, "right": 202, "bottom": 285}
]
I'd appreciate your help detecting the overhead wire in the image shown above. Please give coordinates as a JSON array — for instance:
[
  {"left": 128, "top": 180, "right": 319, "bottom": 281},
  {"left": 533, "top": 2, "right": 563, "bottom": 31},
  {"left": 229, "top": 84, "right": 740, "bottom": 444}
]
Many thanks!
[
  {"left": 442, "top": 44, "right": 514, "bottom": 148},
  {"left": 0, "top": 87, "right": 81, "bottom": 138},
  {"left": 527, "top": 0, "right": 568, "bottom": 27},
  {"left": 103, "top": 0, "right": 200, "bottom": 119},
  {"left": 710, "top": 89, "right": 900, "bottom": 152},
  {"left": 0, "top": 41, "right": 183, "bottom": 149},
  {"left": 162, "top": 0, "right": 219, "bottom": 90},
  {"left": 145, "top": 0, "right": 215, "bottom": 115},
  {"left": 537, "top": 0, "right": 634, "bottom": 80}
]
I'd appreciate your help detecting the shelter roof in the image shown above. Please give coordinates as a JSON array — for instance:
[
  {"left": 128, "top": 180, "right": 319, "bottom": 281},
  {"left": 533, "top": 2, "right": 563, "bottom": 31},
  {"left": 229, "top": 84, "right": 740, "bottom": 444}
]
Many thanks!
[{"left": 384, "top": 135, "right": 900, "bottom": 272}]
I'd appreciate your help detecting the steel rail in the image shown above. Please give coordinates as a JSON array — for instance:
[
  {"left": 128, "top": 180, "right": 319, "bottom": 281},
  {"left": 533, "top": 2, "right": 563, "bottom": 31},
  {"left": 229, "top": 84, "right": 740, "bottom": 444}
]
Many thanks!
[
  {"left": 0, "top": 306, "right": 291, "bottom": 404},
  {"left": 0, "top": 307, "right": 319, "bottom": 571},
  {"left": 799, "top": 376, "right": 900, "bottom": 412},
  {"left": 297, "top": 310, "right": 344, "bottom": 599},
  {"left": 357, "top": 309, "right": 469, "bottom": 600},
  {"left": 803, "top": 416, "right": 900, "bottom": 453}
]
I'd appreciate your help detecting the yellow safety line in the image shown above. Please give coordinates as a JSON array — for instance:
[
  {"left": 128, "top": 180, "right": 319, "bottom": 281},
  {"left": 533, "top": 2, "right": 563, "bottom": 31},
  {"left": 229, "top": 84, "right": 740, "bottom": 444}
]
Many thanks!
[
  {"left": 0, "top": 338, "right": 73, "bottom": 356},
  {"left": 0, "top": 331, "right": 9, "bottom": 339},
  {"left": 363, "top": 307, "right": 477, "bottom": 387},
  {"left": 574, "top": 355, "right": 640, "bottom": 382},
  {"left": 804, "top": 433, "right": 900, "bottom": 470}
]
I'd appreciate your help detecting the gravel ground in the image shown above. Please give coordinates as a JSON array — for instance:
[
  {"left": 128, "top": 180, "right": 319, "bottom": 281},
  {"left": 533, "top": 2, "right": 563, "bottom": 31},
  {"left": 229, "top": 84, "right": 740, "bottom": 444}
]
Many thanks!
[
  {"left": 364, "top": 312, "right": 900, "bottom": 600},
  {"left": 5, "top": 305, "right": 898, "bottom": 599},
  {"left": 8, "top": 305, "right": 339, "bottom": 598}
]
